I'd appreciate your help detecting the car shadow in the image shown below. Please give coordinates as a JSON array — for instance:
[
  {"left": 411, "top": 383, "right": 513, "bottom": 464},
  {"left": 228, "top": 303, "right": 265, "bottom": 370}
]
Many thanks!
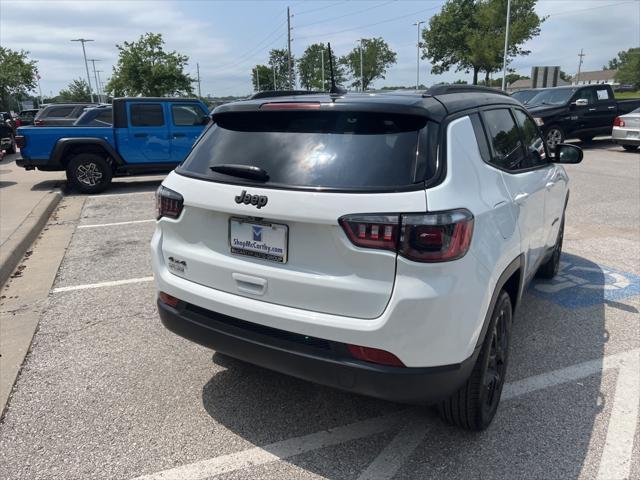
[
  {"left": 199, "top": 252, "right": 610, "bottom": 478},
  {"left": 0, "top": 180, "right": 17, "bottom": 188}
]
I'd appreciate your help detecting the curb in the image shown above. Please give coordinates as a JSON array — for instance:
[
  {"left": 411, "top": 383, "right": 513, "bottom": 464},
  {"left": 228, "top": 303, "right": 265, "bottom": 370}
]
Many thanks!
[{"left": 0, "top": 191, "right": 62, "bottom": 288}]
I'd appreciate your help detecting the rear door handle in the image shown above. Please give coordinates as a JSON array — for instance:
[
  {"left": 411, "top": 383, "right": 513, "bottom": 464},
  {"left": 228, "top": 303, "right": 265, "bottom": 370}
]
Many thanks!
[
  {"left": 588, "top": 108, "right": 596, "bottom": 112},
  {"left": 133, "top": 133, "right": 148, "bottom": 138},
  {"left": 607, "top": 106, "right": 615, "bottom": 109},
  {"left": 514, "top": 192, "right": 529, "bottom": 205}
]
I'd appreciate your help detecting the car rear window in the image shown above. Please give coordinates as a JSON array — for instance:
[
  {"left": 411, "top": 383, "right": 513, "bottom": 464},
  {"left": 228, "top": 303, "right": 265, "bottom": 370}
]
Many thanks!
[
  {"left": 178, "top": 110, "right": 431, "bottom": 190},
  {"left": 44, "top": 106, "right": 75, "bottom": 118}
]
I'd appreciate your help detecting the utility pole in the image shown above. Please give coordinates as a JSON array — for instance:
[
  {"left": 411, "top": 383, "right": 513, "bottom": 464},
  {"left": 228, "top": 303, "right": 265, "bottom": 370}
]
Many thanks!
[
  {"left": 88, "top": 59, "right": 101, "bottom": 102},
  {"left": 36, "top": 70, "right": 43, "bottom": 106},
  {"left": 500, "top": 0, "right": 511, "bottom": 91},
  {"left": 287, "top": 6, "right": 293, "bottom": 90},
  {"left": 273, "top": 67, "right": 277, "bottom": 91},
  {"left": 71, "top": 38, "right": 95, "bottom": 103},
  {"left": 196, "top": 62, "right": 202, "bottom": 98},
  {"left": 576, "top": 49, "right": 585, "bottom": 85},
  {"left": 96, "top": 70, "right": 105, "bottom": 100},
  {"left": 413, "top": 21, "right": 425, "bottom": 90},
  {"left": 321, "top": 48, "right": 325, "bottom": 91},
  {"left": 359, "top": 39, "right": 365, "bottom": 92}
]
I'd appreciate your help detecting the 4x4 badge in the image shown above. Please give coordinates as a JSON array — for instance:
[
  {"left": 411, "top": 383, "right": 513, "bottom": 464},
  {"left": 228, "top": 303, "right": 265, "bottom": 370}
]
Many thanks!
[{"left": 235, "top": 190, "right": 268, "bottom": 209}]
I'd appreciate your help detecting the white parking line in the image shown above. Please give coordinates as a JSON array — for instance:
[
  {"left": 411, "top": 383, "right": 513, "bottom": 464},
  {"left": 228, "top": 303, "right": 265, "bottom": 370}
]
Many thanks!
[
  {"left": 77, "top": 219, "right": 155, "bottom": 229},
  {"left": 356, "top": 418, "right": 430, "bottom": 480},
  {"left": 132, "top": 410, "right": 410, "bottom": 480},
  {"left": 88, "top": 191, "right": 155, "bottom": 199},
  {"left": 597, "top": 349, "right": 640, "bottom": 480},
  {"left": 52, "top": 276, "right": 154, "bottom": 293},
  {"left": 131, "top": 348, "right": 640, "bottom": 480}
]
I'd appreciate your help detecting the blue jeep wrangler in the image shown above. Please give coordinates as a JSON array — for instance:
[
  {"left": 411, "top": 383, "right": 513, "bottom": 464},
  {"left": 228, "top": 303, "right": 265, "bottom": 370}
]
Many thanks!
[{"left": 16, "top": 97, "right": 210, "bottom": 193}]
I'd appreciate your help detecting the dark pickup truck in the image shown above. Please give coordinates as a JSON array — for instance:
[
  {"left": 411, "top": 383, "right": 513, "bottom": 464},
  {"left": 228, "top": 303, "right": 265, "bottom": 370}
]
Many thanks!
[
  {"left": 523, "top": 84, "right": 640, "bottom": 147},
  {"left": 17, "top": 97, "right": 210, "bottom": 193}
]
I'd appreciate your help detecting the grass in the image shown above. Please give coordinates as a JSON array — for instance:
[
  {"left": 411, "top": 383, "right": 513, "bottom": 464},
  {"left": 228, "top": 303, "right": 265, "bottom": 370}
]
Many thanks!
[{"left": 614, "top": 91, "right": 640, "bottom": 99}]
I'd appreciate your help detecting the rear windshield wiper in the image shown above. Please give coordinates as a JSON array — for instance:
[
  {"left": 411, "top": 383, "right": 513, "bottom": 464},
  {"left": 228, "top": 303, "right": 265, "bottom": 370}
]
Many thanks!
[{"left": 210, "top": 164, "right": 269, "bottom": 182}]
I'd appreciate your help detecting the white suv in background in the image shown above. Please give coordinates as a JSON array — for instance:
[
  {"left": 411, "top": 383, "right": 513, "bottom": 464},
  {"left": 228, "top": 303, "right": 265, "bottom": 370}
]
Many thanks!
[{"left": 151, "top": 85, "right": 583, "bottom": 430}]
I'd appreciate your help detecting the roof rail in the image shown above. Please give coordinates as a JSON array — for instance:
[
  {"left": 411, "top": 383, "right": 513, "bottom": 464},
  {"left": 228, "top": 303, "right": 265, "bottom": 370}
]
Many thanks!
[
  {"left": 249, "top": 90, "right": 323, "bottom": 100},
  {"left": 424, "top": 84, "right": 510, "bottom": 97}
]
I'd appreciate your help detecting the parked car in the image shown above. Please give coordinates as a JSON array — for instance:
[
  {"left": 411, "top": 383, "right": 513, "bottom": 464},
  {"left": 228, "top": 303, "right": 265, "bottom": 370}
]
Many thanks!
[
  {"left": 16, "top": 97, "right": 210, "bottom": 192},
  {"left": 73, "top": 105, "right": 112, "bottom": 126},
  {"left": 33, "top": 103, "right": 96, "bottom": 126},
  {"left": 524, "top": 84, "right": 640, "bottom": 147},
  {"left": 17, "top": 108, "right": 41, "bottom": 127},
  {"left": 151, "top": 85, "right": 583, "bottom": 431},
  {"left": 612, "top": 107, "right": 640, "bottom": 151},
  {"left": 510, "top": 88, "right": 541, "bottom": 105},
  {"left": 0, "top": 113, "right": 17, "bottom": 153}
]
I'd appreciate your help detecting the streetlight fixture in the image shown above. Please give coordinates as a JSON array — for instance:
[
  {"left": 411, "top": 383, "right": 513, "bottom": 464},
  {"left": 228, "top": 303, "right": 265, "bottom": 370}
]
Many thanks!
[{"left": 71, "top": 38, "right": 95, "bottom": 103}]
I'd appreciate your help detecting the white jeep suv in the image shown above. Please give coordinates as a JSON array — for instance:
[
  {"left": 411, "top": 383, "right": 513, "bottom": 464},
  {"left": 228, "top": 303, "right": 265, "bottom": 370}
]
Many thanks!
[{"left": 151, "top": 85, "right": 583, "bottom": 430}]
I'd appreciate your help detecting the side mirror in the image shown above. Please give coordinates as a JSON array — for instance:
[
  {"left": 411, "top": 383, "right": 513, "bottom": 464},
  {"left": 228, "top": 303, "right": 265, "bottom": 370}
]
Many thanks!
[
  {"left": 553, "top": 143, "right": 583, "bottom": 164},
  {"left": 573, "top": 98, "right": 588, "bottom": 107}
]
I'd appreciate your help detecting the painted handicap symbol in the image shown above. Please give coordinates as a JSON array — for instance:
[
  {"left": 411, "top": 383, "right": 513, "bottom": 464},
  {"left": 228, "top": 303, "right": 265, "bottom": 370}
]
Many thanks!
[{"left": 531, "top": 253, "right": 640, "bottom": 308}]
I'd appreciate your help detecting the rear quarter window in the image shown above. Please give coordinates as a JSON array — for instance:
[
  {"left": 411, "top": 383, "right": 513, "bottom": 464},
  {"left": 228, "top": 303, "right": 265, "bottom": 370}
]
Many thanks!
[
  {"left": 178, "top": 110, "right": 434, "bottom": 191},
  {"left": 44, "top": 106, "right": 75, "bottom": 118}
]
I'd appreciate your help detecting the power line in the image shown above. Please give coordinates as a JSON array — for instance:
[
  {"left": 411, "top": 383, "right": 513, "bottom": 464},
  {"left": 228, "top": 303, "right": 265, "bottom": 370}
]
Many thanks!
[
  {"left": 296, "top": 0, "right": 396, "bottom": 29},
  {"left": 543, "top": 0, "right": 635, "bottom": 17},
  {"left": 295, "top": 4, "right": 441, "bottom": 41},
  {"left": 295, "top": 0, "right": 349, "bottom": 16}
]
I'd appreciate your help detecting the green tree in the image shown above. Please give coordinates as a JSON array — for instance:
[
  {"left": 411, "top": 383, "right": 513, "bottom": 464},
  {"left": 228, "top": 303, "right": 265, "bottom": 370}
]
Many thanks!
[
  {"left": 422, "top": 0, "right": 544, "bottom": 85},
  {"left": 0, "top": 47, "right": 38, "bottom": 110},
  {"left": 613, "top": 48, "right": 640, "bottom": 87},
  {"left": 340, "top": 37, "right": 397, "bottom": 91},
  {"left": 251, "top": 65, "right": 275, "bottom": 91},
  {"left": 297, "top": 43, "right": 345, "bottom": 91},
  {"left": 58, "top": 78, "right": 92, "bottom": 102},
  {"left": 105, "top": 33, "right": 194, "bottom": 97},
  {"left": 268, "top": 48, "right": 295, "bottom": 90},
  {"left": 559, "top": 70, "right": 572, "bottom": 82}
]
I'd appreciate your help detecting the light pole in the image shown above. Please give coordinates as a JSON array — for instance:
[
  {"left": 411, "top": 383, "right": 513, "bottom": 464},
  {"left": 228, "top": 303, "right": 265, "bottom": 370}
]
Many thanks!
[
  {"left": 321, "top": 48, "right": 325, "bottom": 91},
  {"left": 96, "top": 70, "right": 105, "bottom": 100},
  {"left": 413, "top": 21, "right": 425, "bottom": 90},
  {"left": 88, "top": 58, "right": 101, "bottom": 102},
  {"left": 71, "top": 38, "right": 95, "bottom": 102},
  {"left": 500, "top": 0, "right": 512, "bottom": 91},
  {"left": 359, "top": 39, "right": 365, "bottom": 92}
]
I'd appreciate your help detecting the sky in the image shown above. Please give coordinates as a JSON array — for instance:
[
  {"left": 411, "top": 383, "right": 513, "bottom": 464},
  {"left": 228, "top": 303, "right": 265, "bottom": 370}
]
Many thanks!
[{"left": 1, "top": 0, "right": 639, "bottom": 98}]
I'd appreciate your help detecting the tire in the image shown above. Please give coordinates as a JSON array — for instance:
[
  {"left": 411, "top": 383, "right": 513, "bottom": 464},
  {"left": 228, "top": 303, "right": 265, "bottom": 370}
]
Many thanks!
[
  {"left": 66, "top": 153, "right": 113, "bottom": 194},
  {"left": 438, "top": 291, "right": 513, "bottom": 431},
  {"left": 622, "top": 145, "right": 638, "bottom": 152},
  {"left": 6, "top": 135, "right": 16, "bottom": 154},
  {"left": 537, "top": 216, "right": 564, "bottom": 279},
  {"left": 545, "top": 126, "right": 565, "bottom": 150}
]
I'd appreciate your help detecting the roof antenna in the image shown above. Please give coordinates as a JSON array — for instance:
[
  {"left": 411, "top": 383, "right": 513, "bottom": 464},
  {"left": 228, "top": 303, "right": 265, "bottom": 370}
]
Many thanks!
[{"left": 327, "top": 43, "right": 346, "bottom": 97}]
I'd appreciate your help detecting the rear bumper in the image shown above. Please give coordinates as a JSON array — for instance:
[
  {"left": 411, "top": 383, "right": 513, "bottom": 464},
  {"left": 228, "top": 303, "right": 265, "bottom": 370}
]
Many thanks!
[
  {"left": 158, "top": 299, "right": 476, "bottom": 404},
  {"left": 16, "top": 157, "right": 62, "bottom": 171},
  {"left": 612, "top": 128, "right": 640, "bottom": 146}
]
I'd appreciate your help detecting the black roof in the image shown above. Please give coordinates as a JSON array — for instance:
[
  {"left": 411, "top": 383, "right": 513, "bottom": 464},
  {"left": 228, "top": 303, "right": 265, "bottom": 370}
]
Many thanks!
[
  {"left": 214, "top": 85, "right": 520, "bottom": 121},
  {"left": 113, "top": 97, "right": 201, "bottom": 102}
]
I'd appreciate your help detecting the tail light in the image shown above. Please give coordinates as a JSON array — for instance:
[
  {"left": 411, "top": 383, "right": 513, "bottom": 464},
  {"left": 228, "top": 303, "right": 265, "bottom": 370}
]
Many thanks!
[
  {"left": 34, "top": 119, "right": 44, "bottom": 126},
  {"left": 158, "top": 291, "right": 180, "bottom": 307},
  {"left": 347, "top": 344, "right": 405, "bottom": 367},
  {"left": 613, "top": 117, "right": 625, "bottom": 127},
  {"left": 156, "top": 186, "right": 183, "bottom": 219},
  {"left": 339, "top": 209, "right": 474, "bottom": 262},
  {"left": 15, "top": 135, "right": 25, "bottom": 149},
  {"left": 15, "top": 118, "right": 22, "bottom": 127}
]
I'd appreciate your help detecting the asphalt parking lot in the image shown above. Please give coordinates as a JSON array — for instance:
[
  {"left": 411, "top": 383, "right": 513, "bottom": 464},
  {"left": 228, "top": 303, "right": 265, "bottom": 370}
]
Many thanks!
[{"left": 0, "top": 140, "right": 638, "bottom": 480}]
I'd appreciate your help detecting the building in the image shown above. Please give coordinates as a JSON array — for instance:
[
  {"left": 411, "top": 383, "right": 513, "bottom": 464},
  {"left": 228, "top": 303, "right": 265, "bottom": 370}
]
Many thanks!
[
  {"left": 572, "top": 69, "right": 618, "bottom": 86},
  {"left": 506, "top": 77, "right": 569, "bottom": 93}
]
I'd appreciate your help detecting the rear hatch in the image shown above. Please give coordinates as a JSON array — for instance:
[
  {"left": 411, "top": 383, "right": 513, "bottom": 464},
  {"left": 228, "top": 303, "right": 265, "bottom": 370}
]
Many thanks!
[{"left": 160, "top": 105, "right": 433, "bottom": 319}]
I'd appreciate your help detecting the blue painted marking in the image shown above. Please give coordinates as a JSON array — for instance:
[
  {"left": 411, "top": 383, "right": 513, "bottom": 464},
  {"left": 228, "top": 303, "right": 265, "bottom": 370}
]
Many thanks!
[{"left": 531, "top": 253, "right": 640, "bottom": 308}]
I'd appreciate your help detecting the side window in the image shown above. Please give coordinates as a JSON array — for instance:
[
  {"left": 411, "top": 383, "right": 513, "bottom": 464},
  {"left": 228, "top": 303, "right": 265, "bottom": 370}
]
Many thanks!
[
  {"left": 595, "top": 88, "right": 611, "bottom": 101},
  {"left": 96, "top": 109, "right": 113, "bottom": 124},
  {"left": 171, "top": 104, "right": 206, "bottom": 126},
  {"left": 482, "top": 109, "right": 527, "bottom": 172},
  {"left": 578, "top": 88, "right": 597, "bottom": 105},
  {"left": 130, "top": 104, "right": 165, "bottom": 127},
  {"left": 470, "top": 113, "right": 491, "bottom": 163},
  {"left": 513, "top": 109, "right": 547, "bottom": 168},
  {"left": 46, "top": 106, "right": 75, "bottom": 118}
]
